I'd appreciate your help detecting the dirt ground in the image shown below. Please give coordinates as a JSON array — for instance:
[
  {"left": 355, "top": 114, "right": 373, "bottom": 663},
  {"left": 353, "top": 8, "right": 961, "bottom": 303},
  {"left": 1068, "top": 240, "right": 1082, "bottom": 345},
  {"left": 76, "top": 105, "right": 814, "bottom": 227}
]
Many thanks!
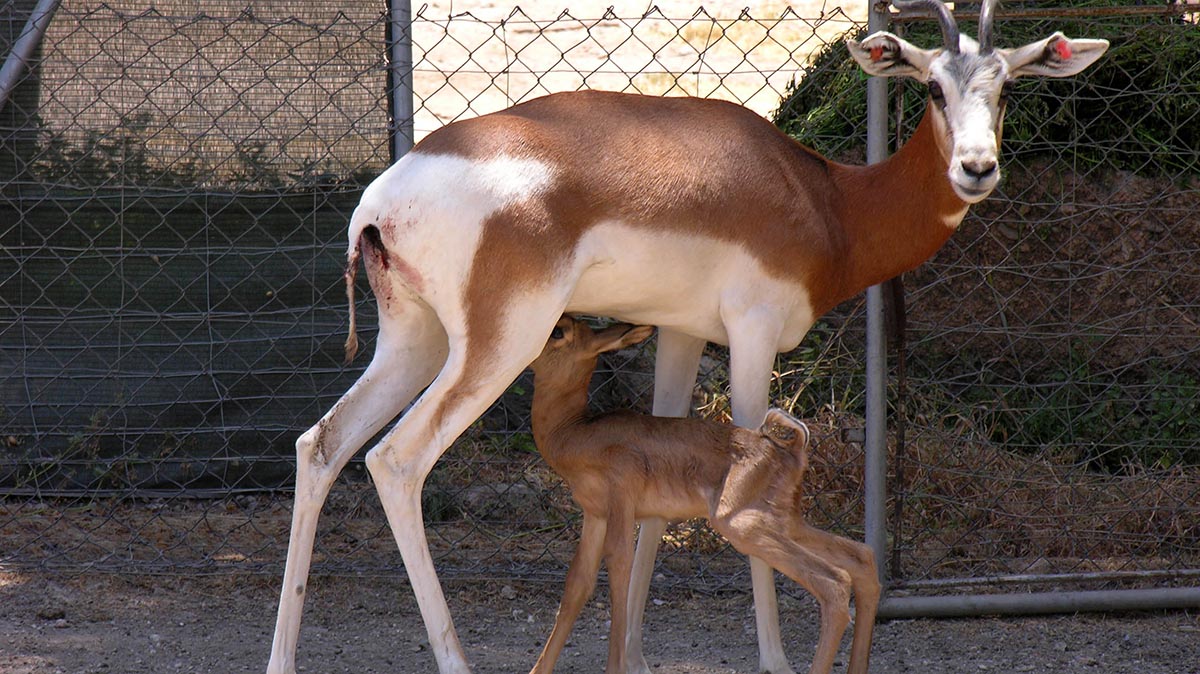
[{"left": 2, "top": 571, "right": 1198, "bottom": 674}]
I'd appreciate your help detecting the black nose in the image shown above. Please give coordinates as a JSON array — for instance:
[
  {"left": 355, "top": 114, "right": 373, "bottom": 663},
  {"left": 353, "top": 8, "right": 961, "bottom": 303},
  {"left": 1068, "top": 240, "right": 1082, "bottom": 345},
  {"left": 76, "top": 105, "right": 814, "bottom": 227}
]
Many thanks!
[{"left": 962, "top": 160, "right": 997, "bottom": 181}]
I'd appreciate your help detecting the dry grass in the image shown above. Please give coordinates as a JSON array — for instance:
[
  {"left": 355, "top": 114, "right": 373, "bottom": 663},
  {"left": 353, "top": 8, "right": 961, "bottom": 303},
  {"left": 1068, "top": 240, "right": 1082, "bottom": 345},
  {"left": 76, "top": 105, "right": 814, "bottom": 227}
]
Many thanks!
[
  {"left": 3, "top": 411, "right": 1197, "bottom": 584},
  {"left": 796, "top": 409, "right": 1200, "bottom": 580}
]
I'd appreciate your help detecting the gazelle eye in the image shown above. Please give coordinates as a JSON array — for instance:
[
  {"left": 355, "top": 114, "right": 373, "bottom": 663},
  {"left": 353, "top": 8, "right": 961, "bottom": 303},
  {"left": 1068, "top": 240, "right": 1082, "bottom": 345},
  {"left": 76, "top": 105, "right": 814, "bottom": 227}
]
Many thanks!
[
  {"left": 550, "top": 327, "right": 565, "bottom": 340},
  {"left": 927, "top": 80, "right": 946, "bottom": 107}
]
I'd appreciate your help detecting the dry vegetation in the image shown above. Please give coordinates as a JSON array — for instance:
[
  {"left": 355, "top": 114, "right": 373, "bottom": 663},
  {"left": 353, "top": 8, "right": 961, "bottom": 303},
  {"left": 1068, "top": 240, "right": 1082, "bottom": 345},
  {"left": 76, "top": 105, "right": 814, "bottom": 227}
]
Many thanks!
[{"left": 6, "top": 403, "right": 1196, "bottom": 586}]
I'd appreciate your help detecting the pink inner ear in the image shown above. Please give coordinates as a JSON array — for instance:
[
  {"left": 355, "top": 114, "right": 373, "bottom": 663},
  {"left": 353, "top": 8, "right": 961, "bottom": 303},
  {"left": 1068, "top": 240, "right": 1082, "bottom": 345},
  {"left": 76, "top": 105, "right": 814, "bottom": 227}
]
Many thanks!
[
  {"left": 870, "top": 45, "right": 884, "bottom": 62},
  {"left": 1054, "top": 39, "right": 1073, "bottom": 60}
]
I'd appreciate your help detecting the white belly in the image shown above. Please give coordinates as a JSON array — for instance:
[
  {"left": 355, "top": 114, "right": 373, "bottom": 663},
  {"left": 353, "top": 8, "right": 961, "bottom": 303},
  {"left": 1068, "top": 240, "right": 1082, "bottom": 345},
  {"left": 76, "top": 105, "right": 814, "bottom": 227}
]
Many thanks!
[{"left": 567, "top": 222, "right": 815, "bottom": 348}]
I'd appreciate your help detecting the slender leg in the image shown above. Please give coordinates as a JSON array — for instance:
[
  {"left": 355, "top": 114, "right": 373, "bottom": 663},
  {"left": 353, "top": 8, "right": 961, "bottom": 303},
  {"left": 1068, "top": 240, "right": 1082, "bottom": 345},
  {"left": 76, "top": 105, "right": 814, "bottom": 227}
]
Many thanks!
[
  {"left": 530, "top": 516, "right": 609, "bottom": 674},
  {"left": 365, "top": 301, "right": 563, "bottom": 674},
  {"left": 625, "top": 328, "right": 705, "bottom": 674},
  {"left": 725, "top": 307, "right": 796, "bottom": 674},
  {"left": 651, "top": 328, "right": 707, "bottom": 418},
  {"left": 749, "top": 558, "right": 792, "bottom": 674},
  {"left": 807, "top": 529, "right": 879, "bottom": 674},
  {"left": 791, "top": 560, "right": 851, "bottom": 674},
  {"left": 267, "top": 298, "right": 447, "bottom": 674},
  {"left": 624, "top": 517, "right": 666, "bottom": 674},
  {"left": 714, "top": 517, "right": 862, "bottom": 674},
  {"left": 771, "top": 526, "right": 877, "bottom": 674},
  {"left": 604, "top": 502, "right": 637, "bottom": 674}
]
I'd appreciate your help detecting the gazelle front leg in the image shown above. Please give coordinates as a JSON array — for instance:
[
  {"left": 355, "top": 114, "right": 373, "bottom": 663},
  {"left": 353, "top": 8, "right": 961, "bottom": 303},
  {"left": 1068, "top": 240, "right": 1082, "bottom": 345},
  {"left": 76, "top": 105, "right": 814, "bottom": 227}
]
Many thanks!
[
  {"left": 625, "top": 328, "right": 706, "bottom": 674},
  {"left": 267, "top": 299, "right": 447, "bottom": 674},
  {"left": 726, "top": 307, "right": 796, "bottom": 674}
]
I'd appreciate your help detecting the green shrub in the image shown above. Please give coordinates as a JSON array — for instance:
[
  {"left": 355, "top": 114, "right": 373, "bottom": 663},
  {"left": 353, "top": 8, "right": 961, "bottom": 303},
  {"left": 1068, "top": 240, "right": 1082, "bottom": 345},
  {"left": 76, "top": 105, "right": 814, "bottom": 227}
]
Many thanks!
[{"left": 774, "top": 9, "right": 1200, "bottom": 175}]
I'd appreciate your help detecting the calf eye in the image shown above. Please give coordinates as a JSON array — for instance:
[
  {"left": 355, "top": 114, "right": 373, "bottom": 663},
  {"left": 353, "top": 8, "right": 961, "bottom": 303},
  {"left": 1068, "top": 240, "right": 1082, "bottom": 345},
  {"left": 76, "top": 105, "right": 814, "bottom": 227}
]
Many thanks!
[{"left": 550, "top": 327, "right": 565, "bottom": 340}]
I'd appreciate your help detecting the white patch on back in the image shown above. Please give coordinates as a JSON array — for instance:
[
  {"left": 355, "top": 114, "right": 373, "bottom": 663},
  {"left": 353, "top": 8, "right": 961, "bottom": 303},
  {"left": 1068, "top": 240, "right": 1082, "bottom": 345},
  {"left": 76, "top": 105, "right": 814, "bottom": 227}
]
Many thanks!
[
  {"left": 359, "top": 152, "right": 555, "bottom": 222},
  {"left": 470, "top": 154, "right": 557, "bottom": 205},
  {"left": 348, "top": 151, "right": 557, "bottom": 318}
]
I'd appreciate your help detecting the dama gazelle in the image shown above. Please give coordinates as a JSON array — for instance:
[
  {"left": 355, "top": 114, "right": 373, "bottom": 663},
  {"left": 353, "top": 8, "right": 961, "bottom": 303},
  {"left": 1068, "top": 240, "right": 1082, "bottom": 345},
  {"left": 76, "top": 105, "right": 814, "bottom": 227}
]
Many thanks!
[
  {"left": 266, "top": 0, "right": 1109, "bottom": 672},
  {"left": 527, "top": 316, "right": 878, "bottom": 674}
]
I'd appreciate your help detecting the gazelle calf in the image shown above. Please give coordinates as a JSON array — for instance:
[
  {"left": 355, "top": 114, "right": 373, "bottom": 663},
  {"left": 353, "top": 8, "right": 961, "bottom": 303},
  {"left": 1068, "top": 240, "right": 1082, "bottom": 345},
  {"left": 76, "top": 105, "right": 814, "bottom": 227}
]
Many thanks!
[{"left": 528, "top": 317, "right": 879, "bottom": 674}]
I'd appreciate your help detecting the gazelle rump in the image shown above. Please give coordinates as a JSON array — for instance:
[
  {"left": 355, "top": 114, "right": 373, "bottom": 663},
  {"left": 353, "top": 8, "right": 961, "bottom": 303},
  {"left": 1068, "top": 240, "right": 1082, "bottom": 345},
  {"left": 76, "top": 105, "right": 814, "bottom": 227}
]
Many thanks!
[
  {"left": 266, "top": 1, "right": 1109, "bottom": 672},
  {"left": 527, "top": 317, "right": 879, "bottom": 674}
]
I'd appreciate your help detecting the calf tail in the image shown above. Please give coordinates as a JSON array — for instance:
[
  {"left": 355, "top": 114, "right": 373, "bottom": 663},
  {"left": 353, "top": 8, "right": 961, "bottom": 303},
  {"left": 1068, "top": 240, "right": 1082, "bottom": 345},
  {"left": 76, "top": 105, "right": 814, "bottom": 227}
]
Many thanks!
[
  {"left": 762, "top": 408, "right": 810, "bottom": 456},
  {"left": 761, "top": 408, "right": 812, "bottom": 519}
]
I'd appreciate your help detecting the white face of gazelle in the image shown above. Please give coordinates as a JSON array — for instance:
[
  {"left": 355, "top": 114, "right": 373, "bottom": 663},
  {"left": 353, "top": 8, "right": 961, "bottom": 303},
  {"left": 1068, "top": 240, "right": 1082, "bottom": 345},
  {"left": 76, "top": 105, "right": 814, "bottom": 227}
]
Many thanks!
[{"left": 849, "top": 30, "right": 1109, "bottom": 204}]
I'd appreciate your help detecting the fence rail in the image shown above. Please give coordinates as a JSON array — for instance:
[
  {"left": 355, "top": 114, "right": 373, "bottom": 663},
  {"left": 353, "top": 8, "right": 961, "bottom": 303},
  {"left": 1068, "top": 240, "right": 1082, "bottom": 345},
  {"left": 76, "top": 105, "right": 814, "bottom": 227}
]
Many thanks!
[{"left": 2, "top": 1, "right": 1198, "bottom": 613}]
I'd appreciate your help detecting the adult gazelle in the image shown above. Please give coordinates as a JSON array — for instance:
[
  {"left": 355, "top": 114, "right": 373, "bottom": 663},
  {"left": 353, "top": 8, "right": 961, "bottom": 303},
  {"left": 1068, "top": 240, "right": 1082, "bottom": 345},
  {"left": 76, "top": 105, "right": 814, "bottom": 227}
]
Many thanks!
[{"left": 267, "top": 2, "right": 1107, "bottom": 672}]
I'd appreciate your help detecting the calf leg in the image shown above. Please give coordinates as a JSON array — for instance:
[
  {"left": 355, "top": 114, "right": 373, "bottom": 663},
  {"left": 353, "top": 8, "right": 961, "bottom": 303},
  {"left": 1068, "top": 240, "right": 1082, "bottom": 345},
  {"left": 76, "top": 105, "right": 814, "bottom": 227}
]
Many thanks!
[
  {"left": 530, "top": 516, "right": 609, "bottom": 674},
  {"left": 795, "top": 526, "right": 879, "bottom": 674},
  {"left": 716, "top": 515, "right": 879, "bottom": 674},
  {"left": 604, "top": 500, "right": 638, "bottom": 674}
]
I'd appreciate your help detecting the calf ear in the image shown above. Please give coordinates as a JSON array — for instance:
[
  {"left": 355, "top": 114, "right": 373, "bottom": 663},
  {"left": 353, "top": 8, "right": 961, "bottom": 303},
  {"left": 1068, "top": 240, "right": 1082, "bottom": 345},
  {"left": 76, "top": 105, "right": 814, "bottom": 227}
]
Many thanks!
[
  {"left": 848, "top": 31, "right": 939, "bottom": 80},
  {"left": 592, "top": 324, "right": 654, "bottom": 355},
  {"left": 1001, "top": 32, "right": 1109, "bottom": 78}
]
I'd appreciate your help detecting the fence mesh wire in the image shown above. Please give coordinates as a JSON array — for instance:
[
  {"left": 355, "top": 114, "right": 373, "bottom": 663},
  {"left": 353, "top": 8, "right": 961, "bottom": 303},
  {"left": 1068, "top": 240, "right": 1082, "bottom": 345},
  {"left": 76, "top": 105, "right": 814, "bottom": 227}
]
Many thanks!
[
  {"left": 887, "top": 6, "right": 1200, "bottom": 591},
  {"left": 2, "top": 1, "right": 1198, "bottom": 600}
]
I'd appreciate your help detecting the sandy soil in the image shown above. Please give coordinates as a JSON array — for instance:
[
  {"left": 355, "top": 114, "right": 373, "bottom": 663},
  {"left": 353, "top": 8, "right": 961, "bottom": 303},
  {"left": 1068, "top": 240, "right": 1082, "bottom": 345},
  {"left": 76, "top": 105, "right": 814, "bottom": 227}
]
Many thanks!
[{"left": 2, "top": 571, "right": 1198, "bottom": 674}]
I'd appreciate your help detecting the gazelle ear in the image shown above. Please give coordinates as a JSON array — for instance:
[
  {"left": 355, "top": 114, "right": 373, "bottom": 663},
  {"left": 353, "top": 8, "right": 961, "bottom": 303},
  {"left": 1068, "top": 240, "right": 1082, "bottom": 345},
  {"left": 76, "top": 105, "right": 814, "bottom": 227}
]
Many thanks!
[
  {"left": 591, "top": 324, "right": 654, "bottom": 355},
  {"left": 1000, "top": 32, "right": 1109, "bottom": 78},
  {"left": 848, "top": 31, "right": 939, "bottom": 80}
]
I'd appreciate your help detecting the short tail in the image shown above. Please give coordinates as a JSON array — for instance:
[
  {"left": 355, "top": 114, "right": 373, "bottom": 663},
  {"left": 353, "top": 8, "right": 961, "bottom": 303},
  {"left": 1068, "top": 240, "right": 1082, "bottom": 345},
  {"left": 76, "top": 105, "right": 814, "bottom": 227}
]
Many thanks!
[
  {"left": 761, "top": 408, "right": 810, "bottom": 455},
  {"left": 761, "top": 408, "right": 811, "bottom": 516},
  {"left": 343, "top": 237, "right": 362, "bottom": 365}
]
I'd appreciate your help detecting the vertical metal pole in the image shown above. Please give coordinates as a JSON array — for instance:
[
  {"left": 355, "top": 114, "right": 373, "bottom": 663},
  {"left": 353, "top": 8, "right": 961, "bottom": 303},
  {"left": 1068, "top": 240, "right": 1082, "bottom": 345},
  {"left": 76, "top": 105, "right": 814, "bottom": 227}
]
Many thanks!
[
  {"left": 387, "top": 0, "right": 414, "bottom": 162},
  {"left": 864, "top": 0, "right": 891, "bottom": 586},
  {"left": 0, "top": 0, "right": 60, "bottom": 113}
]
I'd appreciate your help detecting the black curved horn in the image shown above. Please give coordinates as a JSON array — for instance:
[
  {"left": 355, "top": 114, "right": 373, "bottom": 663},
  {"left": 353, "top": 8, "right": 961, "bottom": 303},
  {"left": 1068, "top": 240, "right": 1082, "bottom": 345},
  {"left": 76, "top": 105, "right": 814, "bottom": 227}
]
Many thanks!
[
  {"left": 978, "top": 0, "right": 1000, "bottom": 53},
  {"left": 892, "top": 0, "right": 960, "bottom": 53}
]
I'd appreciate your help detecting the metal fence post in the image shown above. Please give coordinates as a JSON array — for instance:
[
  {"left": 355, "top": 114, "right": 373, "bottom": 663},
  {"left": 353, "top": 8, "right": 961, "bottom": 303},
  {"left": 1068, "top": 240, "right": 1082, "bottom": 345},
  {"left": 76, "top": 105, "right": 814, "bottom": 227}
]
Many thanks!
[
  {"left": 864, "top": 0, "right": 891, "bottom": 588},
  {"left": 387, "top": 0, "right": 414, "bottom": 161},
  {"left": 0, "top": 0, "right": 60, "bottom": 113}
]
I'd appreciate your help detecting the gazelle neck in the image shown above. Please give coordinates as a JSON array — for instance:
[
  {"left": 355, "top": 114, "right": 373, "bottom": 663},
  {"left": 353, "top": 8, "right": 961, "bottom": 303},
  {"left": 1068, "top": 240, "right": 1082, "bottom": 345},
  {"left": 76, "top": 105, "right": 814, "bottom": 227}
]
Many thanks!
[
  {"left": 530, "top": 369, "right": 592, "bottom": 462},
  {"left": 828, "top": 107, "right": 969, "bottom": 300}
]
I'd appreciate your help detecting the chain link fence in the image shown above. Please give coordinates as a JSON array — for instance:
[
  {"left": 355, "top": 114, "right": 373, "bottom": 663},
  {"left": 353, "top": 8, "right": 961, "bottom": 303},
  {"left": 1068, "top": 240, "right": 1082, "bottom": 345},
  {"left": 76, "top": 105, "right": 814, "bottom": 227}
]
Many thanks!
[
  {"left": 878, "top": 4, "right": 1200, "bottom": 599},
  {"left": 2, "top": 1, "right": 1198, "bottom": 605},
  {"left": 0, "top": 1, "right": 867, "bottom": 585}
]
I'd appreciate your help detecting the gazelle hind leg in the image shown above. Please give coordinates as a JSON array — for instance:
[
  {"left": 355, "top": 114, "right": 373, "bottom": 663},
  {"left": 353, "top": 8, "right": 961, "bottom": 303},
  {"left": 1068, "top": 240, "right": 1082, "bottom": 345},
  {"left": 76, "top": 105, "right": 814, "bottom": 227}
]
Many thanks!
[
  {"left": 626, "top": 328, "right": 706, "bottom": 674},
  {"left": 364, "top": 297, "right": 566, "bottom": 674},
  {"left": 267, "top": 296, "right": 448, "bottom": 674},
  {"left": 624, "top": 517, "right": 666, "bottom": 674}
]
